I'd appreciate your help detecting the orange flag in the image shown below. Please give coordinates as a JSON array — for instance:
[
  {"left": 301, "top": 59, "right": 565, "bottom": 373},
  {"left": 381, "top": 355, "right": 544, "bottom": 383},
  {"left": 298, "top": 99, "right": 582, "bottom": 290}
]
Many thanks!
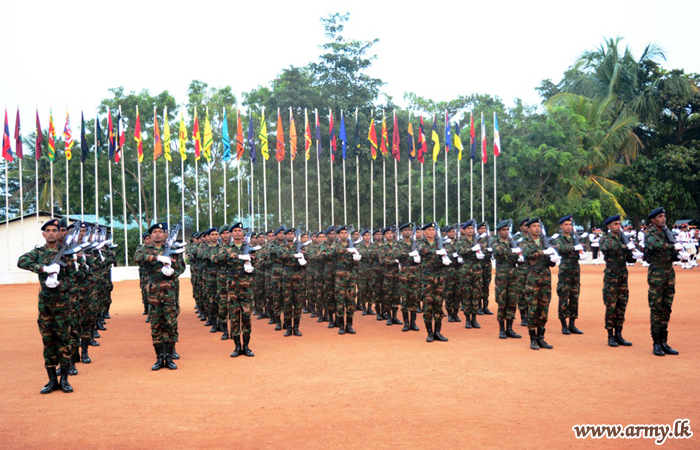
[
  {"left": 289, "top": 110, "right": 297, "bottom": 161},
  {"left": 276, "top": 109, "right": 285, "bottom": 162},
  {"left": 153, "top": 113, "right": 163, "bottom": 161}
]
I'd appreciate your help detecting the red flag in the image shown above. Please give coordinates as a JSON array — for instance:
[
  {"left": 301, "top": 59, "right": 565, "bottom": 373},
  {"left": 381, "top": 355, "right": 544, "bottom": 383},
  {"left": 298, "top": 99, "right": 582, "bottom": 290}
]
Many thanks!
[
  {"left": 368, "top": 119, "right": 378, "bottom": 160},
  {"left": 391, "top": 113, "right": 400, "bottom": 161},
  {"left": 329, "top": 110, "right": 336, "bottom": 163},
  {"left": 153, "top": 113, "right": 162, "bottom": 161},
  {"left": 35, "top": 109, "right": 42, "bottom": 161},
  {"left": 304, "top": 109, "right": 312, "bottom": 161},
  {"left": 14, "top": 108, "right": 23, "bottom": 159},
  {"left": 193, "top": 109, "right": 201, "bottom": 160},
  {"left": 2, "top": 109, "right": 12, "bottom": 161},
  {"left": 276, "top": 110, "right": 285, "bottom": 162},
  {"left": 289, "top": 111, "right": 297, "bottom": 161},
  {"left": 134, "top": 107, "right": 143, "bottom": 164},
  {"left": 417, "top": 115, "right": 427, "bottom": 164},
  {"left": 235, "top": 110, "right": 244, "bottom": 160},
  {"left": 379, "top": 115, "right": 388, "bottom": 157}
]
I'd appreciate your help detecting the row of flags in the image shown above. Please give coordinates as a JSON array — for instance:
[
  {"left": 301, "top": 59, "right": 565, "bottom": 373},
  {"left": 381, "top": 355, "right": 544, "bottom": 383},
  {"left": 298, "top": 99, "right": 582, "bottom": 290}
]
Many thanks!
[{"left": 3, "top": 107, "right": 503, "bottom": 166}]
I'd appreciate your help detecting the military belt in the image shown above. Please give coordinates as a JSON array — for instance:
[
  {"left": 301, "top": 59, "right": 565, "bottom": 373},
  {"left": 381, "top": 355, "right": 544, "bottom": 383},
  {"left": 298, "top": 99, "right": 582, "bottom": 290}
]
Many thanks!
[
  {"left": 272, "top": 264, "right": 283, "bottom": 270},
  {"left": 496, "top": 263, "right": 516, "bottom": 269}
]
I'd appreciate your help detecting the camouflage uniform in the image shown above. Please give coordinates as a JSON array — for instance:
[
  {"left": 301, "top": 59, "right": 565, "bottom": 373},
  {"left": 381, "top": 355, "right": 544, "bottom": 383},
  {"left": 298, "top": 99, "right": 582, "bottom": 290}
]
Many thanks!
[
  {"left": 521, "top": 234, "right": 554, "bottom": 331},
  {"left": 478, "top": 235, "right": 493, "bottom": 313},
  {"left": 551, "top": 234, "right": 581, "bottom": 321},
  {"left": 217, "top": 241, "right": 254, "bottom": 337},
  {"left": 320, "top": 242, "right": 337, "bottom": 324},
  {"left": 600, "top": 232, "right": 632, "bottom": 330},
  {"left": 332, "top": 240, "right": 359, "bottom": 329},
  {"left": 356, "top": 240, "right": 374, "bottom": 313},
  {"left": 456, "top": 236, "right": 483, "bottom": 320},
  {"left": 493, "top": 237, "right": 519, "bottom": 322},
  {"left": 381, "top": 240, "right": 403, "bottom": 324},
  {"left": 267, "top": 240, "right": 286, "bottom": 327},
  {"left": 304, "top": 243, "right": 321, "bottom": 316},
  {"left": 442, "top": 239, "right": 460, "bottom": 319},
  {"left": 280, "top": 241, "right": 305, "bottom": 332},
  {"left": 417, "top": 237, "right": 448, "bottom": 340},
  {"left": 644, "top": 227, "right": 676, "bottom": 333},
  {"left": 396, "top": 238, "right": 421, "bottom": 313},
  {"left": 370, "top": 242, "right": 385, "bottom": 318}
]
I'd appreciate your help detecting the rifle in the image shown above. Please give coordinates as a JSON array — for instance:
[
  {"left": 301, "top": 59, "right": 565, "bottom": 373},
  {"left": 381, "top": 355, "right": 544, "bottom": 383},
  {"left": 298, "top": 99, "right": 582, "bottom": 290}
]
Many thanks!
[
  {"left": 435, "top": 224, "right": 445, "bottom": 251},
  {"left": 52, "top": 221, "right": 82, "bottom": 266},
  {"left": 411, "top": 223, "right": 417, "bottom": 252},
  {"left": 242, "top": 230, "right": 251, "bottom": 255},
  {"left": 662, "top": 225, "right": 682, "bottom": 261},
  {"left": 507, "top": 221, "right": 519, "bottom": 249},
  {"left": 347, "top": 227, "right": 355, "bottom": 249},
  {"left": 540, "top": 220, "right": 553, "bottom": 250},
  {"left": 295, "top": 228, "right": 302, "bottom": 254},
  {"left": 162, "top": 224, "right": 182, "bottom": 257}
]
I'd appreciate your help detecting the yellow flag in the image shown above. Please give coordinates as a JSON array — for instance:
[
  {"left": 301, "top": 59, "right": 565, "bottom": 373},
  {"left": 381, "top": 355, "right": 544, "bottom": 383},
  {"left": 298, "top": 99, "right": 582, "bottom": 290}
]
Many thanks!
[
  {"left": 259, "top": 109, "right": 269, "bottom": 160},
  {"left": 203, "top": 110, "right": 213, "bottom": 162},
  {"left": 178, "top": 112, "right": 187, "bottom": 160},
  {"left": 163, "top": 107, "right": 172, "bottom": 162}
]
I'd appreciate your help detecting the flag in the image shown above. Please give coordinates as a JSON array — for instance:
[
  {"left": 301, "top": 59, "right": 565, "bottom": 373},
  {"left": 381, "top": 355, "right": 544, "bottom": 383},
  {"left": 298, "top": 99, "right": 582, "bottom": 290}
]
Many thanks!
[
  {"left": 2, "top": 109, "right": 12, "bottom": 161},
  {"left": 431, "top": 116, "right": 440, "bottom": 162},
  {"left": 153, "top": 112, "right": 163, "bottom": 161},
  {"left": 222, "top": 109, "right": 231, "bottom": 162},
  {"left": 35, "top": 109, "right": 43, "bottom": 161},
  {"left": 192, "top": 108, "right": 201, "bottom": 161},
  {"left": 339, "top": 114, "right": 347, "bottom": 160},
  {"left": 352, "top": 113, "right": 361, "bottom": 158},
  {"left": 407, "top": 120, "right": 416, "bottom": 161},
  {"left": 444, "top": 111, "right": 451, "bottom": 154},
  {"left": 247, "top": 111, "right": 256, "bottom": 164},
  {"left": 63, "top": 111, "right": 74, "bottom": 161},
  {"left": 493, "top": 112, "right": 501, "bottom": 157},
  {"left": 108, "top": 110, "right": 115, "bottom": 161},
  {"left": 368, "top": 118, "right": 378, "bottom": 160},
  {"left": 289, "top": 110, "right": 297, "bottom": 161},
  {"left": 96, "top": 114, "right": 104, "bottom": 151},
  {"left": 203, "top": 110, "right": 213, "bottom": 162},
  {"left": 14, "top": 108, "right": 23, "bottom": 159},
  {"left": 315, "top": 111, "right": 322, "bottom": 157},
  {"left": 380, "top": 114, "right": 388, "bottom": 157},
  {"left": 304, "top": 109, "right": 312, "bottom": 161},
  {"left": 178, "top": 112, "right": 187, "bottom": 160},
  {"left": 275, "top": 109, "right": 285, "bottom": 162},
  {"left": 235, "top": 110, "right": 244, "bottom": 161},
  {"left": 481, "top": 112, "right": 487, "bottom": 164},
  {"left": 329, "top": 110, "right": 337, "bottom": 162},
  {"left": 391, "top": 113, "right": 400, "bottom": 161},
  {"left": 417, "top": 115, "right": 426, "bottom": 164},
  {"left": 259, "top": 109, "right": 269, "bottom": 161},
  {"left": 454, "top": 122, "right": 463, "bottom": 161},
  {"left": 163, "top": 110, "right": 172, "bottom": 162},
  {"left": 80, "top": 112, "right": 89, "bottom": 163},
  {"left": 48, "top": 110, "right": 57, "bottom": 161},
  {"left": 470, "top": 112, "right": 476, "bottom": 161},
  {"left": 134, "top": 107, "right": 143, "bottom": 164},
  {"left": 116, "top": 111, "right": 125, "bottom": 163}
]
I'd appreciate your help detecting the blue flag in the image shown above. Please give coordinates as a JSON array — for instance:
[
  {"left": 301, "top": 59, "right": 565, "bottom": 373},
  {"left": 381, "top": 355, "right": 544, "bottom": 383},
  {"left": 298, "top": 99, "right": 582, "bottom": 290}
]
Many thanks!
[
  {"left": 339, "top": 115, "right": 347, "bottom": 160},
  {"left": 315, "top": 114, "right": 322, "bottom": 157},
  {"left": 247, "top": 112, "right": 256, "bottom": 164},
  {"left": 222, "top": 109, "right": 231, "bottom": 161},
  {"left": 444, "top": 112, "right": 451, "bottom": 154}
]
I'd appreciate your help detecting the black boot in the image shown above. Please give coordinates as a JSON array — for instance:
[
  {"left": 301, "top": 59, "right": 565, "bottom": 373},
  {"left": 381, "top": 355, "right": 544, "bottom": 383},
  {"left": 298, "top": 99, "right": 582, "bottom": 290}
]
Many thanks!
[
  {"left": 143, "top": 304, "right": 148, "bottom": 315},
  {"left": 230, "top": 336, "right": 242, "bottom": 357},
  {"left": 401, "top": 311, "right": 410, "bottom": 332},
  {"left": 317, "top": 310, "right": 325, "bottom": 322},
  {"left": 172, "top": 346, "right": 180, "bottom": 360},
  {"left": 651, "top": 330, "right": 665, "bottom": 356},
  {"left": 243, "top": 335, "right": 255, "bottom": 357},
  {"left": 464, "top": 311, "right": 472, "bottom": 329},
  {"left": 366, "top": 303, "right": 376, "bottom": 315},
  {"left": 93, "top": 329, "right": 101, "bottom": 339},
  {"left": 97, "top": 320, "right": 106, "bottom": 331},
  {"left": 68, "top": 357, "right": 78, "bottom": 376},
  {"left": 568, "top": 318, "right": 583, "bottom": 334},
  {"left": 328, "top": 312, "right": 335, "bottom": 328},
  {"left": 310, "top": 307, "right": 318, "bottom": 318},
  {"left": 89, "top": 336, "right": 100, "bottom": 346},
  {"left": 293, "top": 318, "right": 302, "bottom": 337},
  {"left": 268, "top": 310, "right": 276, "bottom": 324},
  {"left": 345, "top": 316, "right": 356, "bottom": 334},
  {"left": 529, "top": 329, "right": 540, "bottom": 350},
  {"left": 164, "top": 343, "right": 177, "bottom": 370},
  {"left": 520, "top": 308, "right": 528, "bottom": 327},
  {"left": 71, "top": 346, "right": 80, "bottom": 363},
  {"left": 471, "top": 314, "right": 481, "bottom": 329},
  {"left": 338, "top": 316, "right": 346, "bottom": 335},
  {"left": 615, "top": 326, "right": 632, "bottom": 346},
  {"left": 409, "top": 312, "right": 419, "bottom": 331},
  {"left": 425, "top": 322, "right": 434, "bottom": 343},
  {"left": 660, "top": 328, "right": 678, "bottom": 355},
  {"left": 608, "top": 328, "right": 618, "bottom": 347},
  {"left": 151, "top": 344, "right": 164, "bottom": 370},
  {"left": 209, "top": 319, "right": 218, "bottom": 333},
  {"left": 448, "top": 309, "right": 455, "bottom": 322},
  {"left": 434, "top": 320, "right": 448, "bottom": 342},
  {"left": 561, "top": 318, "right": 571, "bottom": 335},
  {"left": 284, "top": 319, "right": 293, "bottom": 337},
  {"left": 537, "top": 327, "right": 553, "bottom": 349},
  {"left": 453, "top": 309, "right": 462, "bottom": 322},
  {"left": 386, "top": 308, "right": 394, "bottom": 326},
  {"left": 221, "top": 323, "right": 229, "bottom": 340},
  {"left": 498, "top": 321, "right": 507, "bottom": 339},
  {"left": 506, "top": 320, "right": 522, "bottom": 338},
  {"left": 376, "top": 305, "right": 383, "bottom": 321},
  {"left": 483, "top": 300, "right": 493, "bottom": 315},
  {"left": 80, "top": 340, "right": 91, "bottom": 364},
  {"left": 275, "top": 315, "right": 282, "bottom": 331},
  {"left": 59, "top": 366, "right": 73, "bottom": 393},
  {"left": 40, "top": 367, "right": 59, "bottom": 394}
]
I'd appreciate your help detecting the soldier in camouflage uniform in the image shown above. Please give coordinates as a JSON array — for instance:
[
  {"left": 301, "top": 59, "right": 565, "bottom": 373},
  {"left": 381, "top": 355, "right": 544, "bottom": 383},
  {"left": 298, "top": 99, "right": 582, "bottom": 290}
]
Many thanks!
[
  {"left": 281, "top": 228, "right": 307, "bottom": 336},
  {"left": 200, "top": 227, "right": 221, "bottom": 331},
  {"left": 371, "top": 229, "right": 384, "bottom": 319},
  {"left": 18, "top": 218, "right": 78, "bottom": 393},
  {"left": 551, "top": 215, "right": 584, "bottom": 335},
  {"left": 75, "top": 226, "right": 99, "bottom": 366},
  {"left": 521, "top": 218, "right": 558, "bottom": 350},
  {"left": 492, "top": 220, "right": 522, "bottom": 339},
  {"left": 138, "top": 233, "right": 152, "bottom": 320},
  {"left": 215, "top": 225, "right": 231, "bottom": 338},
  {"left": 456, "top": 220, "right": 484, "bottom": 329},
  {"left": 301, "top": 231, "right": 311, "bottom": 314},
  {"left": 600, "top": 215, "right": 635, "bottom": 348},
  {"left": 477, "top": 222, "right": 494, "bottom": 315},
  {"left": 514, "top": 218, "right": 530, "bottom": 326},
  {"left": 380, "top": 226, "right": 403, "bottom": 326},
  {"left": 443, "top": 226, "right": 461, "bottom": 323},
  {"left": 186, "top": 232, "right": 201, "bottom": 319},
  {"left": 356, "top": 229, "right": 375, "bottom": 316},
  {"left": 350, "top": 229, "right": 363, "bottom": 313},
  {"left": 396, "top": 224, "right": 421, "bottom": 331},
  {"left": 323, "top": 227, "right": 338, "bottom": 327},
  {"left": 417, "top": 222, "right": 449, "bottom": 342},
  {"left": 133, "top": 223, "right": 186, "bottom": 370},
  {"left": 267, "top": 227, "right": 287, "bottom": 330},
  {"left": 332, "top": 226, "right": 361, "bottom": 334},
  {"left": 305, "top": 232, "right": 321, "bottom": 318},
  {"left": 253, "top": 233, "right": 269, "bottom": 320},
  {"left": 645, "top": 207, "right": 680, "bottom": 357}
]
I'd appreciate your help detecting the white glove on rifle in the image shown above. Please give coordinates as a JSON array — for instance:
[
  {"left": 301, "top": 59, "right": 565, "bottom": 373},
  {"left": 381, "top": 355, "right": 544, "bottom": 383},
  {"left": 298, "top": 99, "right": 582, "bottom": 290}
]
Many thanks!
[
  {"left": 436, "top": 249, "right": 447, "bottom": 256},
  {"left": 347, "top": 247, "right": 359, "bottom": 254},
  {"left": 480, "top": 232, "right": 488, "bottom": 239},
  {"left": 408, "top": 250, "right": 419, "bottom": 257},
  {"left": 413, "top": 255, "right": 421, "bottom": 264},
  {"left": 486, "top": 247, "right": 493, "bottom": 252},
  {"left": 632, "top": 250, "right": 644, "bottom": 260},
  {"left": 471, "top": 244, "right": 481, "bottom": 252},
  {"left": 244, "top": 261, "right": 255, "bottom": 273},
  {"left": 549, "top": 254, "right": 561, "bottom": 264},
  {"left": 574, "top": 244, "right": 584, "bottom": 252},
  {"left": 42, "top": 263, "right": 61, "bottom": 274},
  {"left": 543, "top": 247, "right": 556, "bottom": 256},
  {"left": 511, "top": 247, "right": 522, "bottom": 254},
  {"left": 294, "top": 253, "right": 304, "bottom": 259},
  {"left": 45, "top": 273, "right": 60, "bottom": 288},
  {"left": 476, "top": 251, "right": 485, "bottom": 260},
  {"left": 298, "top": 257, "right": 307, "bottom": 266},
  {"left": 353, "top": 254, "right": 361, "bottom": 261},
  {"left": 551, "top": 233, "right": 559, "bottom": 240},
  {"left": 237, "top": 254, "right": 252, "bottom": 261},
  {"left": 456, "top": 256, "right": 464, "bottom": 264},
  {"left": 161, "top": 265, "right": 174, "bottom": 276},
  {"left": 674, "top": 243, "right": 684, "bottom": 251},
  {"left": 518, "top": 254, "right": 525, "bottom": 263},
  {"left": 626, "top": 242, "right": 636, "bottom": 250},
  {"left": 172, "top": 247, "right": 186, "bottom": 254},
  {"left": 157, "top": 255, "right": 172, "bottom": 265},
  {"left": 394, "top": 259, "right": 400, "bottom": 264},
  {"left": 441, "top": 256, "right": 452, "bottom": 266}
]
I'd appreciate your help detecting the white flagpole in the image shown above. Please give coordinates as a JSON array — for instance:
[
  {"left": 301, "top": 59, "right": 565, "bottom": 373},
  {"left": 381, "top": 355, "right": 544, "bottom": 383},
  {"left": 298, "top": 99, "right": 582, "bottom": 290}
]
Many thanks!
[
  {"left": 250, "top": 159, "right": 254, "bottom": 231},
  {"left": 164, "top": 107, "right": 170, "bottom": 230},
  {"left": 432, "top": 158, "right": 436, "bottom": 223},
  {"left": 457, "top": 129, "right": 461, "bottom": 224},
  {"left": 66, "top": 152, "right": 69, "bottom": 219},
  {"left": 329, "top": 109, "right": 334, "bottom": 226},
  {"left": 237, "top": 158, "right": 241, "bottom": 222},
  {"left": 420, "top": 161, "right": 423, "bottom": 224},
  {"left": 119, "top": 105, "right": 128, "bottom": 266},
  {"left": 207, "top": 107, "right": 212, "bottom": 229},
  {"left": 108, "top": 149, "right": 113, "bottom": 232},
  {"left": 342, "top": 111, "right": 347, "bottom": 225},
  {"left": 481, "top": 112, "right": 485, "bottom": 223},
  {"left": 370, "top": 109, "right": 374, "bottom": 229},
  {"left": 408, "top": 111, "right": 411, "bottom": 224},
  {"left": 393, "top": 110, "right": 398, "bottom": 228},
  {"left": 94, "top": 112, "right": 99, "bottom": 224},
  {"left": 315, "top": 108, "right": 321, "bottom": 229},
  {"left": 50, "top": 159, "right": 54, "bottom": 217},
  {"left": 494, "top": 111, "right": 497, "bottom": 228},
  {"left": 194, "top": 106, "right": 199, "bottom": 231},
  {"left": 5, "top": 159, "right": 8, "bottom": 269},
  {"left": 80, "top": 160, "right": 84, "bottom": 221},
  {"left": 257, "top": 180, "right": 261, "bottom": 232},
  {"left": 289, "top": 107, "right": 295, "bottom": 228},
  {"left": 180, "top": 149, "right": 185, "bottom": 240},
  {"left": 222, "top": 107, "right": 227, "bottom": 224},
  {"left": 153, "top": 105, "right": 157, "bottom": 224},
  {"left": 382, "top": 114, "right": 386, "bottom": 228},
  {"left": 35, "top": 157, "right": 38, "bottom": 221},
  {"left": 277, "top": 107, "right": 282, "bottom": 225},
  {"left": 262, "top": 107, "right": 268, "bottom": 231},
  {"left": 444, "top": 110, "right": 448, "bottom": 225},
  {"left": 19, "top": 156, "right": 24, "bottom": 246},
  {"left": 355, "top": 107, "right": 360, "bottom": 229},
  {"left": 136, "top": 105, "right": 142, "bottom": 243},
  {"left": 304, "top": 108, "right": 309, "bottom": 229},
  {"left": 470, "top": 111, "right": 474, "bottom": 220}
]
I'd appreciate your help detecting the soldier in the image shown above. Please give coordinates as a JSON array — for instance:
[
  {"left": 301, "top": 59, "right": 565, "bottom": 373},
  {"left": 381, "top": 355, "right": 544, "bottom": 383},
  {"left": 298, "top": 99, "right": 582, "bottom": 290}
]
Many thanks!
[
  {"left": 551, "top": 215, "right": 585, "bottom": 335},
  {"left": 357, "top": 229, "right": 375, "bottom": 316},
  {"left": 371, "top": 228, "right": 384, "bottom": 319},
  {"left": 75, "top": 225, "right": 99, "bottom": 367},
  {"left": 332, "top": 226, "right": 361, "bottom": 334},
  {"left": 476, "top": 222, "right": 494, "bottom": 315},
  {"left": 216, "top": 225, "right": 231, "bottom": 338},
  {"left": 380, "top": 226, "right": 403, "bottom": 326},
  {"left": 443, "top": 226, "right": 461, "bottom": 323},
  {"left": 492, "top": 220, "right": 522, "bottom": 339},
  {"left": 312, "top": 230, "right": 328, "bottom": 321},
  {"left": 133, "top": 223, "right": 186, "bottom": 370},
  {"left": 417, "top": 222, "right": 450, "bottom": 342},
  {"left": 138, "top": 232, "right": 152, "bottom": 320},
  {"left": 323, "top": 226, "right": 338, "bottom": 328},
  {"left": 457, "top": 220, "right": 484, "bottom": 329},
  {"left": 350, "top": 229, "right": 363, "bottom": 313},
  {"left": 521, "top": 218, "right": 560, "bottom": 350},
  {"left": 301, "top": 230, "right": 312, "bottom": 314},
  {"left": 396, "top": 224, "right": 421, "bottom": 331},
  {"left": 645, "top": 208, "right": 680, "bottom": 356},
  {"left": 266, "top": 227, "right": 286, "bottom": 331},
  {"left": 514, "top": 218, "right": 530, "bottom": 326},
  {"left": 281, "top": 228, "right": 307, "bottom": 336},
  {"left": 600, "top": 215, "right": 639, "bottom": 348},
  {"left": 18, "top": 218, "right": 79, "bottom": 393}
]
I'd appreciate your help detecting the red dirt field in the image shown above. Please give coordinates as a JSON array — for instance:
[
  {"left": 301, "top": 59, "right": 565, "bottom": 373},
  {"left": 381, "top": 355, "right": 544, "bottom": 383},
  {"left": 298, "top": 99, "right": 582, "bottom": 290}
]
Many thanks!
[{"left": 0, "top": 265, "right": 698, "bottom": 449}]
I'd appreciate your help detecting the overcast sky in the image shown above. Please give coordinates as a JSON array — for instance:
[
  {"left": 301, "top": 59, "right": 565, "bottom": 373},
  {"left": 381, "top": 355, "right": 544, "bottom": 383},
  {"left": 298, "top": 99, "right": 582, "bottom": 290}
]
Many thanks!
[{"left": 2, "top": 0, "right": 699, "bottom": 127}]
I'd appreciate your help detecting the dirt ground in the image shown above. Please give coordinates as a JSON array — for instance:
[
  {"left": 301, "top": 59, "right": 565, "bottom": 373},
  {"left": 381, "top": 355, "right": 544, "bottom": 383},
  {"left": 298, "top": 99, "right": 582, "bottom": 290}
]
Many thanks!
[{"left": 0, "top": 265, "right": 698, "bottom": 449}]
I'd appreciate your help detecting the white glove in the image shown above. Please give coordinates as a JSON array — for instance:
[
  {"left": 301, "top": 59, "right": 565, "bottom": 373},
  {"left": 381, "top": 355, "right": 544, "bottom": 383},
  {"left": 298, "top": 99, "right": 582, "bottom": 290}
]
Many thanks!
[
  {"left": 408, "top": 250, "right": 419, "bottom": 257},
  {"left": 579, "top": 252, "right": 589, "bottom": 260},
  {"left": 551, "top": 233, "right": 559, "bottom": 239},
  {"left": 471, "top": 244, "right": 481, "bottom": 252},
  {"left": 45, "top": 273, "right": 60, "bottom": 288},
  {"left": 436, "top": 249, "right": 447, "bottom": 256},
  {"left": 394, "top": 259, "right": 400, "bottom": 264},
  {"left": 172, "top": 247, "right": 186, "bottom": 254},
  {"left": 674, "top": 243, "right": 683, "bottom": 251},
  {"left": 157, "top": 255, "right": 172, "bottom": 265},
  {"left": 679, "top": 251, "right": 690, "bottom": 261},
  {"left": 244, "top": 261, "right": 255, "bottom": 273},
  {"left": 480, "top": 232, "right": 488, "bottom": 239},
  {"left": 626, "top": 242, "right": 636, "bottom": 250},
  {"left": 294, "top": 253, "right": 304, "bottom": 259},
  {"left": 511, "top": 247, "right": 522, "bottom": 254},
  {"left": 580, "top": 232, "right": 589, "bottom": 239},
  {"left": 574, "top": 244, "right": 584, "bottom": 252},
  {"left": 441, "top": 256, "right": 452, "bottom": 266},
  {"left": 347, "top": 247, "right": 359, "bottom": 254},
  {"left": 452, "top": 252, "right": 459, "bottom": 258},
  {"left": 549, "top": 254, "right": 561, "bottom": 264},
  {"left": 298, "top": 257, "right": 307, "bottom": 266},
  {"left": 353, "top": 254, "right": 362, "bottom": 261},
  {"left": 237, "top": 254, "right": 252, "bottom": 261},
  {"left": 517, "top": 254, "right": 524, "bottom": 263},
  {"left": 161, "top": 265, "right": 174, "bottom": 276},
  {"left": 486, "top": 247, "right": 493, "bottom": 253},
  {"left": 543, "top": 247, "right": 556, "bottom": 255},
  {"left": 476, "top": 251, "right": 485, "bottom": 260},
  {"left": 413, "top": 255, "right": 421, "bottom": 264},
  {"left": 443, "top": 238, "right": 452, "bottom": 244},
  {"left": 632, "top": 250, "right": 644, "bottom": 260},
  {"left": 456, "top": 256, "right": 464, "bottom": 264},
  {"left": 42, "top": 263, "right": 61, "bottom": 274},
  {"left": 74, "top": 260, "right": 79, "bottom": 271}
]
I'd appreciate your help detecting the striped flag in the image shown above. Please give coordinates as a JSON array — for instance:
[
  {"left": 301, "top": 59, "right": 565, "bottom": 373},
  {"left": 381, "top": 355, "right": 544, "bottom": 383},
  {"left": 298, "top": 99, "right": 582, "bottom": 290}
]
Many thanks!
[
  {"left": 407, "top": 120, "right": 415, "bottom": 161},
  {"left": 417, "top": 115, "right": 426, "bottom": 164},
  {"left": 35, "top": 109, "right": 43, "bottom": 161},
  {"left": 63, "top": 111, "right": 74, "bottom": 161},
  {"left": 48, "top": 110, "right": 57, "bottom": 161},
  {"left": 431, "top": 116, "right": 440, "bottom": 162},
  {"left": 329, "top": 110, "right": 336, "bottom": 162},
  {"left": 192, "top": 108, "right": 201, "bottom": 161},
  {"left": 116, "top": 111, "right": 125, "bottom": 163},
  {"left": 304, "top": 109, "right": 312, "bottom": 161},
  {"left": 235, "top": 110, "right": 244, "bottom": 160},
  {"left": 493, "top": 112, "right": 501, "bottom": 157},
  {"left": 2, "top": 109, "right": 12, "bottom": 161},
  {"left": 222, "top": 108, "right": 231, "bottom": 162},
  {"left": 368, "top": 117, "right": 378, "bottom": 160},
  {"left": 470, "top": 112, "right": 476, "bottom": 161},
  {"left": 108, "top": 110, "right": 115, "bottom": 161},
  {"left": 444, "top": 111, "right": 451, "bottom": 154},
  {"left": 289, "top": 110, "right": 297, "bottom": 161},
  {"left": 14, "top": 108, "right": 23, "bottom": 159},
  {"left": 276, "top": 109, "right": 285, "bottom": 162},
  {"left": 481, "top": 112, "right": 487, "bottom": 163},
  {"left": 134, "top": 106, "right": 143, "bottom": 164},
  {"left": 454, "top": 122, "right": 463, "bottom": 161},
  {"left": 178, "top": 111, "right": 187, "bottom": 160},
  {"left": 153, "top": 112, "right": 163, "bottom": 161}
]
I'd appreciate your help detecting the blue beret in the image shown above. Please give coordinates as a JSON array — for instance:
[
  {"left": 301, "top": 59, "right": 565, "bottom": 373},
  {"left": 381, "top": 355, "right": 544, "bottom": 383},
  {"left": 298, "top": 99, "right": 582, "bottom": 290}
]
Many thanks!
[
  {"left": 361, "top": 228, "right": 371, "bottom": 236},
  {"left": 230, "top": 222, "right": 243, "bottom": 230},
  {"left": 148, "top": 222, "right": 169, "bottom": 234},
  {"left": 462, "top": 219, "right": 475, "bottom": 229},
  {"left": 336, "top": 225, "right": 348, "bottom": 233},
  {"left": 324, "top": 226, "right": 336, "bottom": 235},
  {"left": 603, "top": 215, "right": 621, "bottom": 226},
  {"left": 399, "top": 223, "right": 412, "bottom": 231},
  {"left": 421, "top": 222, "right": 437, "bottom": 231},
  {"left": 142, "top": 232, "right": 150, "bottom": 239},
  {"left": 648, "top": 207, "right": 665, "bottom": 220},
  {"left": 274, "top": 226, "right": 286, "bottom": 235},
  {"left": 41, "top": 218, "right": 60, "bottom": 231},
  {"left": 496, "top": 220, "right": 511, "bottom": 231},
  {"left": 518, "top": 218, "right": 530, "bottom": 227},
  {"left": 527, "top": 217, "right": 540, "bottom": 227},
  {"left": 443, "top": 225, "right": 454, "bottom": 233},
  {"left": 558, "top": 214, "right": 573, "bottom": 224},
  {"left": 373, "top": 228, "right": 383, "bottom": 234},
  {"left": 477, "top": 222, "right": 487, "bottom": 229},
  {"left": 218, "top": 224, "right": 230, "bottom": 233},
  {"left": 285, "top": 227, "right": 296, "bottom": 234}
]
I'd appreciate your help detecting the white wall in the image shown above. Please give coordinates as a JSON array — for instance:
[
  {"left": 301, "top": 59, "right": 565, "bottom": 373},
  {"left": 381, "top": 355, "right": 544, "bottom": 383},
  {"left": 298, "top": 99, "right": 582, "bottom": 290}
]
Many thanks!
[{"left": 0, "top": 216, "right": 51, "bottom": 272}]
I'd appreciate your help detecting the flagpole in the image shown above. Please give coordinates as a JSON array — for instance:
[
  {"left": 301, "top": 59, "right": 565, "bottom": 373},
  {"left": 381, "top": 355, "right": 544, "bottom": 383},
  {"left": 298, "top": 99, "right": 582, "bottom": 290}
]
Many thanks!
[
  {"left": 432, "top": 158, "right": 436, "bottom": 223},
  {"left": 250, "top": 160, "right": 254, "bottom": 231},
  {"left": 355, "top": 107, "right": 360, "bottom": 229},
  {"left": 136, "top": 106, "right": 143, "bottom": 242},
  {"left": 66, "top": 152, "right": 69, "bottom": 219},
  {"left": 408, "top": 112, "right": 411, "bottom": 224},
  {"left": 370, "top": 109, "right": 374, "bottom": 229},
  {"left": 237, "top": 158, "right": 241, "bottom": 222},
  {"left": 304, "top": 108, "right": 308, "bottom": 229},
  {"left": 19, "top": 157, "right": 24, "bottom": 248},
  {"left": 383, "top": 158, "right": 386, "bottom": 227},
  {"left": 444, "top": 111, "right": 448, "bottom": 225},
  {"left": 180, "top": 151, "right": 185, "bottom": 240},
  {"left": 315, "top": 108, "right": 321, "bottom": 230},
  {"left": 393, "top": 110, "right": 398, "bottom": 228},
  {"left": 94, "top": 112, "right": 99, "bottom": 224},
  {"left": 164, "top": 107, "right": 170, "bottom": 230},
  {"left": 277, "top": 107, "right": 281, "bottom": 225},
  {"left": 108, "top": 150, "right": 113, "bottom": 232},
  {"left": 493, "top": 111, "right": 497, "bottom": 229},
  {"left": 119, "top": 105, "right": 128, "bottom": 266},
  {"left": 35, "top": 158, "right": 38, "bottom": 221},
  {"left": 50, "top": 159, "right": 54, "bottom": 217},
  {"left": 470, "top": 157, "right": 473, "bottom": 220},
  {"left": 80, "top": 160, "right": 84, "bottom": 221},
  {"left": 342, "top": 110, "right": 347, "bottom": 225},
  {"left": 329, "top": 109, "right": 334, "bottom": 226},
  {"left": 257, "top": 179, "right": 261, "bottom": 232},
  {"left": 195, "top": 156, "right": 199, "bottom": 230},
  {"left": 5, "top": 159, "right": 8, "bottom": 268},
  {"left": 206, "top": 107, "right": 213, "bottom": 228},
  {"left": 289, "top": 107, "right": 294, "bottom": 228},
  {"left": 481, "top": 112, "right": 485, "bottom": 223},
  {"left": 262, "top": 107, "right": 268, "bottom": 231},
  {"left": 420, "top": 161, "right": 423, "bottom": 224},
  {"left": 153, "top": 106, "right": 157, "bottom": 224},
  {"left": 457, "top": 132, "right": 461, "bottom": 224}
]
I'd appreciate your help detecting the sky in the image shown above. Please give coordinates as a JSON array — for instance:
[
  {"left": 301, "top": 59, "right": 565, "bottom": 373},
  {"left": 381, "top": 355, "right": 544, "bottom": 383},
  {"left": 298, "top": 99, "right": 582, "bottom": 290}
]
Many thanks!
[{"left": 2, "top": 0, "right": 699, "bottom": 129}]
